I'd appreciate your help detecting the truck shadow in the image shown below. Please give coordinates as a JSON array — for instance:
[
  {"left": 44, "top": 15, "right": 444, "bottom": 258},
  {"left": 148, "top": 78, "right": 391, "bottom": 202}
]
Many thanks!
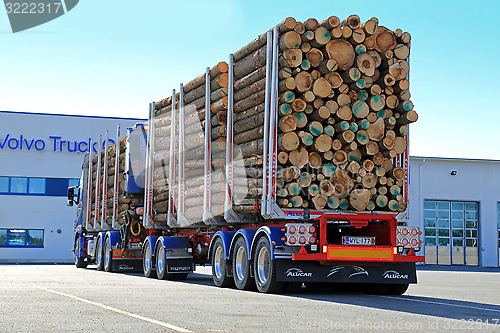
[{"left": 171, "top": 271, "right": 500, "bottom": 322}]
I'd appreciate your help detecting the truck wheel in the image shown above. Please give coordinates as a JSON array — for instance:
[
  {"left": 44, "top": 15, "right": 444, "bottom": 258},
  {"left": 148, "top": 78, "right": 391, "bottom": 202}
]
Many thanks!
[
  {"left": 143, "top": 239, "right": 156, "bottom": 278},
  {"left": 388, "top": 283, "right": 409, "bottom": 295},
  {"left": 104, "top": 237, "right": 113, "bottom": 272},
  {"left": 232, "top": 237, "right": 255, "bottom": 290},
  {"left": 74, "top": 238, "right": 87, "bottom": 269},
  {"left": 253, "top": 237, "right": 283, "bottom": 294},
  {"left": 156, "top": 244, "right": 168, "bottom": 280},
  {"left": 95, "top": 236, "right": 104, "bottom": 271},
  {"left": 211, "top": 238, "right": 233, "bottom": 288}
]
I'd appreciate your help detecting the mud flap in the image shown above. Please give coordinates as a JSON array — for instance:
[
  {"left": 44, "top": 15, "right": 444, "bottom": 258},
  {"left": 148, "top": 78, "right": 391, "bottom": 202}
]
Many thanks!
[
  {"left": 275, "top": 260, "right": 417, "bottom": 284},
  {"left": 165, "top": 258, "right": 194, "bottom": 274},
  {"left": 112, "top": 259, "right": 143, "bottom": 272}
]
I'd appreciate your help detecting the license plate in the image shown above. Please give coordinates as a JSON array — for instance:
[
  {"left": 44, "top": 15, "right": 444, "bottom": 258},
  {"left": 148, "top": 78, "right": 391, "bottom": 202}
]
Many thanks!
[
  {"left": 128, "top": 243, "right": 142, "bottom": 250},
  {"left": 342, "top": 236, "right": 375, "bottom": 245}
]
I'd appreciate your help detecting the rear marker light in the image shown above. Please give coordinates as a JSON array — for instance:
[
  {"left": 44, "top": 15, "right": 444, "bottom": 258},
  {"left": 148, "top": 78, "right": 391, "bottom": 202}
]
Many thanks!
[
  {"left": 308, "top": 225, "right": 316, "bottom": 234},
  {"left": 136, "top": 208, "right": 144, "bottom": 215},
  {"left": 298, "top": 225, "right": 307, "bottom": 234},
  {"left": 298, "top": 236, "right": 306, "bottom": 244}
]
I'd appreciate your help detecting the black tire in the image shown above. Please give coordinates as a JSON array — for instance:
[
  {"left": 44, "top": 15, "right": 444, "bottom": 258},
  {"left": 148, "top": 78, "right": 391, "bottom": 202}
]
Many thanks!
[
  {"left": 388, "top": 283, "right": 409, "bottom": 295},
  {"left": 143, "top": 240, "right": 156, "bottom": 278},
  {"left": 104, "top": 237, "right": 113, "bottom": 272},
  {"left": 95, "top": 236, "right": 104, "bottom": 271},
  {"left": 74, "top": 238, "right": 87, "bottom": 269},
  {"left": 363, "top": 283, "right": 392, "bottom": 295},
  {"left": 232, "top": 237, "right": 255, "bottom": 290},
  {"left": 156, "top": 242, "right": 168, "bottom": 280},
  {"left": 283, "top": 282, "right": 303, "bottom": 293},
  {"left": 211, "top": 238, "right": 233, "bottom": 288},
  {"left": 156, "top": 242, "right": 188, "bottom": 281},
  {"left": 253, "top": 237, "right": 283, "bottom": 294}
]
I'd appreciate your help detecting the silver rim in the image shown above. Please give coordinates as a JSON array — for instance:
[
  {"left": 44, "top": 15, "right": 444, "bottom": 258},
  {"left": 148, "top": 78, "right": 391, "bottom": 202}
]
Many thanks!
[
  {"left": 257, "top": 246, "right": 270, "bottom": 285},
  {"left": 96, "top": 239, "right": 102, "bottom": 266},
  {"left": 213, "top": 245, "right": 223, "bottom": 280},
  {"left": 157, "top": 246, "right": 165, "bottom": 275},
  {"left": 235, "top": 246, "right": 247, "bottom": 282},
  {"left": 104, "top": 239, "right": 110, "bottom": 268},
  {"left": 144, "top": 243, "right": 151, "bottom": 273},
  {"left": 75, "top": 240, "right": 79, "bottom": 264}
]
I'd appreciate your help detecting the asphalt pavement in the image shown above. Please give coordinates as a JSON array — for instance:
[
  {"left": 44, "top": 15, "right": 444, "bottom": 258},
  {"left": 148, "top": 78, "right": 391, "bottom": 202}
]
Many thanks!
[{"left": 1, "top": 264, "right": 500, "bottom": 332}]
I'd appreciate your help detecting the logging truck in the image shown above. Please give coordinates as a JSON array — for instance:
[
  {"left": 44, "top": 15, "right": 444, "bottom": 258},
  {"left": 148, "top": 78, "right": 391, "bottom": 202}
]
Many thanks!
[{"left": 68, "top": 15, "right": 424, "bottom": 294}]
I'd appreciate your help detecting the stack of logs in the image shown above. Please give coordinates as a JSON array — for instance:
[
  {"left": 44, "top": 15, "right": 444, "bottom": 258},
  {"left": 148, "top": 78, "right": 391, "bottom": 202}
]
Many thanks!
[
  {"left": 153, "top": 62, "right": 230, "bottom": 222},
  {"left": 88, "top": 137, "right": 140, "bottom": 228},
  {"left": 152, "top": 14, "right": 417, "bottom": 220}
]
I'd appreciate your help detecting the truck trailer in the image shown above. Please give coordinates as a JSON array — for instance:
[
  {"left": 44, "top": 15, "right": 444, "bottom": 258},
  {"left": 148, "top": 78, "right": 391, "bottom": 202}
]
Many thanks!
[{"left": 68, "top": 15, "right": 424, "bottom": 294}]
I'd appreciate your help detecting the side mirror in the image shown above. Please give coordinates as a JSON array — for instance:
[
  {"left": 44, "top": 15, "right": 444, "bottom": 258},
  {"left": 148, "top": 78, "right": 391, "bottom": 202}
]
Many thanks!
[{"left": 67, "top": 187, "right": 75, "bottom": 206}]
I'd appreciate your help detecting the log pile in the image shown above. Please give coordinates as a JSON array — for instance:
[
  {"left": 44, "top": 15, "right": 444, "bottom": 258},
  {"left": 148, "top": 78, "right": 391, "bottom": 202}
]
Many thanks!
[
  {"left": 153, "top": 62, "right": 229, "bottom": 222},
  {"left": 87, "top": 137, "right": 139, "bottom": 228},
  {"left": 152, "top": 14, "right": 417, "bottom": 219},
  {"left": 271, "top": 15, "right": 416, "bottom": 212}
]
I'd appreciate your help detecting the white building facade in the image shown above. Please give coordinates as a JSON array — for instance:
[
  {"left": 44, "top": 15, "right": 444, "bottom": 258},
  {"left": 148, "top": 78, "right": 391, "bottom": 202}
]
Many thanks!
[
  {"left": 408, "top": 157, "right": 500, "bottom": 267},
  {"left": 0, "top": 111, "right": 144, "bottom": 263}
]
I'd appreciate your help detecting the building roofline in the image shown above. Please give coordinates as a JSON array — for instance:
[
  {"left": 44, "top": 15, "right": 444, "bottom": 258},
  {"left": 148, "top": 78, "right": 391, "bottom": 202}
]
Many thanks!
[
  {"left": 410, "top": 156, "right": 500, "bottom": 163},
  {"left": 0, "top": 110, "right": 146, "bottom": 121}
]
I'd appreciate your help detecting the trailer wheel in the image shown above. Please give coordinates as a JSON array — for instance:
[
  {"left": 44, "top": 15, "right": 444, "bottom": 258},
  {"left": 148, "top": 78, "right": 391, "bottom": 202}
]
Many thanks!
[
  {"left": 95, "top": 236, "right": 104, "bottom": 271},
  {"left": 142, "top": 239, "right": 156, "bottom": 278},
  {"left": 388, "top": 283, "right": 409, "bottom": 295},
  {"left": 104, "top": 237, "right": 113, "bottom": 272},
  {"left": 156, "top": 244, "right": 168, "bottom": 280},
  {"left": 74, "top": 238, "right": 87, "bottom": 269},
  {"left": 232, "top": 237, "right": 255, "bottom": 290},
  {"left": 211, "top": 238, "right": 233, "bottom": 288},
  {"left": 253, "top": 237, "right": 283, "bottom": 294}
]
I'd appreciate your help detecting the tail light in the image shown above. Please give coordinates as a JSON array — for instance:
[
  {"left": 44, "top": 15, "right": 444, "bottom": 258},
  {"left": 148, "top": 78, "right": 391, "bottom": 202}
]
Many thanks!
[{"left": 285, "top": 223, "right": 317, "bottom": 246}]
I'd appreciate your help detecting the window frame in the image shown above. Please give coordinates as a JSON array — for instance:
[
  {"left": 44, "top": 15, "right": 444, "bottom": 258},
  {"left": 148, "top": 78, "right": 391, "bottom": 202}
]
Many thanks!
[{"left": 0, "top": 228, "right": 44, "bottom": 248}]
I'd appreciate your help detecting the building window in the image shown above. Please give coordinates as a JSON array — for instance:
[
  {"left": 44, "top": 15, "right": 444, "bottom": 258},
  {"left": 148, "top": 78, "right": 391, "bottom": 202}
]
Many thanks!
[
  {"left": 0, "top": 177, "right": 79, "bottom": 197},
  {"left": 29, "top": 178, "right": 46, "bottom": 194},
  {"left": 424, "top": 200, "right": 479, "bottom": 265},
  {"left": 10, "top": 177, "right": 28, "bottom": 193},
  {"left": 0, "top": 229, "right": 44, "bottom": 248},
  {"left": 0, "top": 177, "right": 8, "bottom": 192}
]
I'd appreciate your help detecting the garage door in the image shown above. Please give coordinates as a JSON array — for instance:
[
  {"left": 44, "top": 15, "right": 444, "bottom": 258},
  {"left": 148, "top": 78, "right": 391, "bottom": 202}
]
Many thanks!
[{"left": 424, "top": 200, "right": 478, "bottom": 266}]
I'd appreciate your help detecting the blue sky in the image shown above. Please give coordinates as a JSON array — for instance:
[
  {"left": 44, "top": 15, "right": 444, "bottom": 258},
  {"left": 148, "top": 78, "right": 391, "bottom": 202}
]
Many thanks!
[{"left": 1, "top": 0, "right": 499, "bottom": 159}]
